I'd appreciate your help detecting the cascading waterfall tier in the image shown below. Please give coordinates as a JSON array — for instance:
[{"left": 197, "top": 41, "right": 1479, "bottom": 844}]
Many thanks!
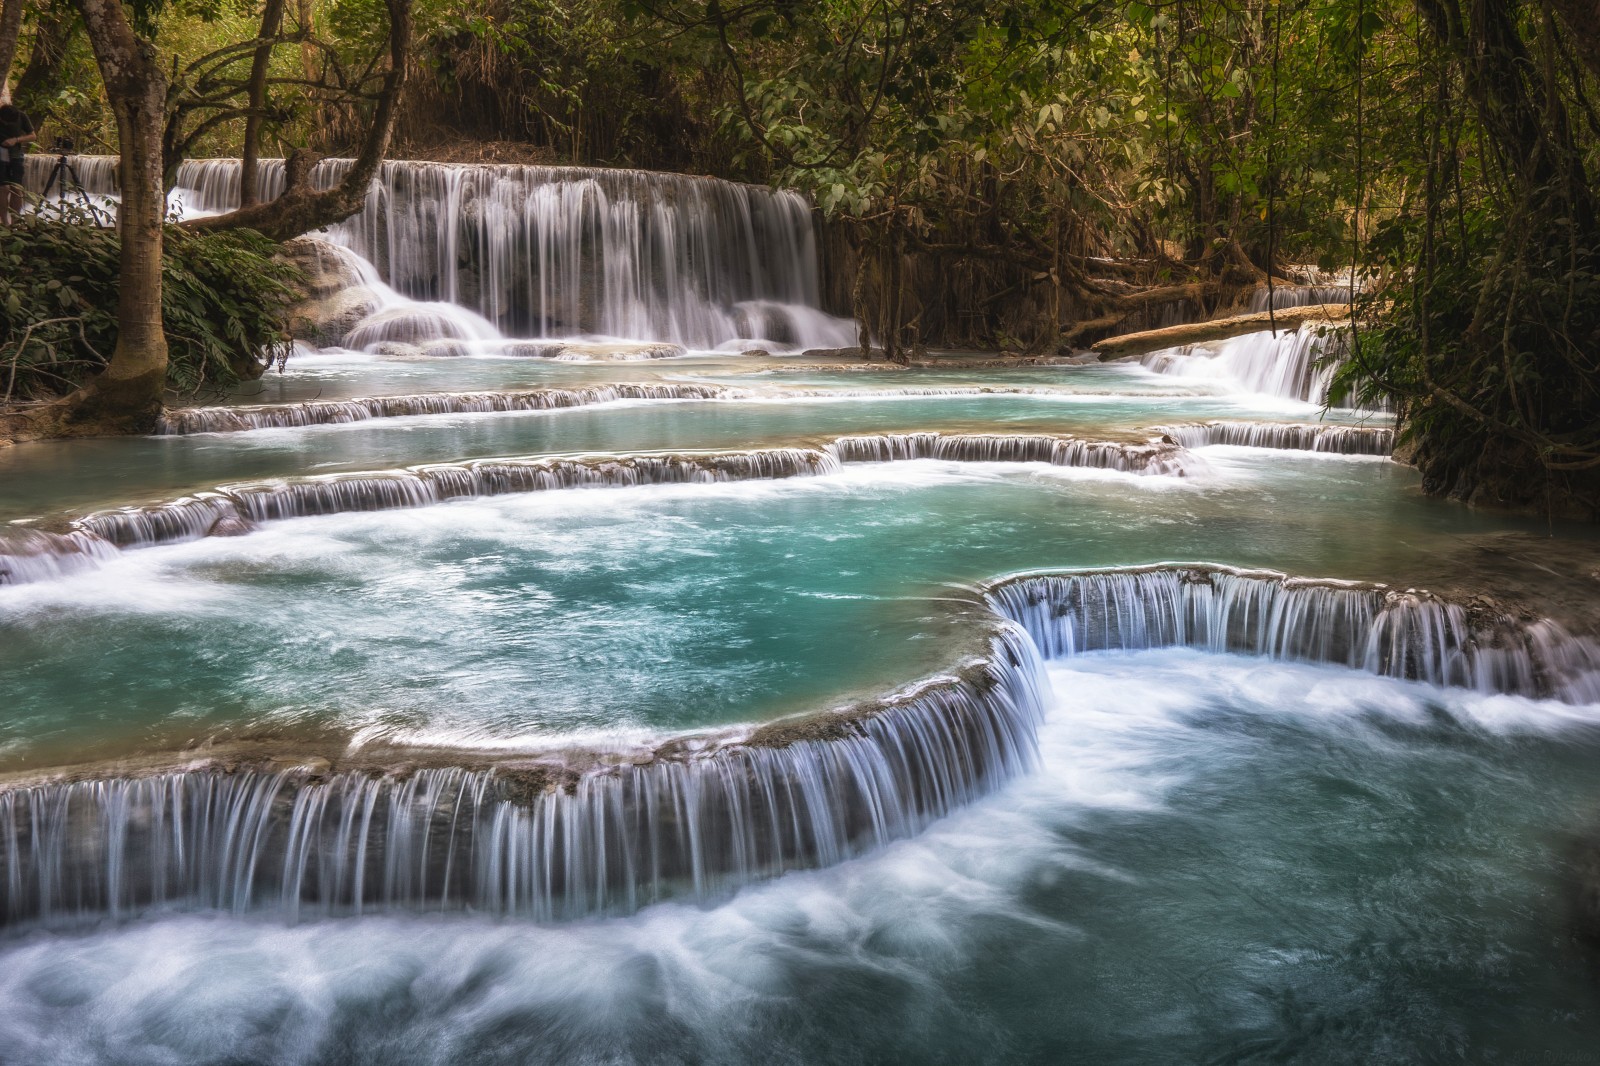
[
  {"left": 986, "top": 564, "right": 1600, "bottom": 704},
  {"left": 0, "top": 435, "right": 1182, "bottom": 582},
  {"left": 0, "top": 627, "right": 1047, "bottom": 928},
  {"left": 156, "top": 383, "right": 745, "bottom": 434},
  {"left": 1248, "top": 284, "right": 1355, "bottom": 312},
  {"left": 0, "top": 528, "right": 121, "bottom": 586},
  {"left": 73, "top": 448, "right": 840, "bottom": 549},
  {"left": 27, "top": 156, "right": 856, "bottom": 351},
  {"left": 1155, "top": 421, "right": 1394, "bottom": 455},
  {"left": 1140, "top": 322, "right": 1373, "bottom": 407},
  {"left": 829, "top": 432, "right": 1183, "bottom": 472},
  {"left": 4, "top": 562, "right": 1596, "bottom": 929},
  {"left": 158, "top": 384, "right": 1174, "bottom": 435}
]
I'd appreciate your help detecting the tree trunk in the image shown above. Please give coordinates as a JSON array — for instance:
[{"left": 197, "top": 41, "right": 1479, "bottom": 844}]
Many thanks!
[
  {"left": 239, "top": 0, "right": 287, "bottom": 208},
  {"left": 0, "top": 0, "right": 23, "bottom": 92},
  {"left": 67, "top": 0, "right": 169, "bottom": 432}
]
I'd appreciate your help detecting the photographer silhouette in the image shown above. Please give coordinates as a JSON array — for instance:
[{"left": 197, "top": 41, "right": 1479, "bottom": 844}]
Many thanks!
[{"left": 0, "top": 92, "right": 38, "bottom": 225}]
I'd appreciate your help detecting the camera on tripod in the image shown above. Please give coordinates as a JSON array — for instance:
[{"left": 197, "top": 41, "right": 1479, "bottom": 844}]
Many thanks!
[{"left": 41, "top": 141, "right": 109, "bottom": 224}]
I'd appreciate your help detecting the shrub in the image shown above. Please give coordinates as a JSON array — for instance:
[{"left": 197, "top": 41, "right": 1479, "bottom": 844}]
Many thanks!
[{"left": 0, "top": 208, "right": 302, "bottom": 404}]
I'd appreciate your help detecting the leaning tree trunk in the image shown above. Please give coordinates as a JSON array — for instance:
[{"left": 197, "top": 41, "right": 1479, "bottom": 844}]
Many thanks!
[
  {"left": 65, "top": 0, "right": 169, "bottom": 433},
  {"left": 183, "top": 0, "right": 412, "bottom": 243}
]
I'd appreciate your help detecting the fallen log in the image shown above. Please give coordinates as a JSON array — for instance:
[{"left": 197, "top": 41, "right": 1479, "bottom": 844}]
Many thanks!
[{"left": 1089, "top": 303, "right": 1351, "bottom": 359}]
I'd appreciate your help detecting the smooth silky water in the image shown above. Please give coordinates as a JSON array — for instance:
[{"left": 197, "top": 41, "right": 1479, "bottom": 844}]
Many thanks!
[
  {"left": 4, "top": 448, "right": 1572, "bottom": 770},
  {"left": 230, "top": 352, "right": 1233, "bottom": 402},
  {"left": 2, "top": 653, "right": 1599, "bottom": 1063},
  {"left": 2, "top": 370, "right": 1597, "bottom": 1063},
  {"left": 0, "top": 370, "right": 1379, "bottom": 521},
  {"left": 4, "top": 159, "right": 1598, "bottom": 1063}
]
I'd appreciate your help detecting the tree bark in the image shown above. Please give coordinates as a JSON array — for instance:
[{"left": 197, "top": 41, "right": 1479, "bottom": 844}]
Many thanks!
[
  {"left": 239, "top": 0, "right": 287, "bottom": 208},
  {"left": 0, "top": 0, "right": 23, "bottom": 93},
  {"left": 183, "top": 0, "right": 411, "bottom": 242},
  {"left": 66, "top": 0, "right": 169, "bottom": 432}
]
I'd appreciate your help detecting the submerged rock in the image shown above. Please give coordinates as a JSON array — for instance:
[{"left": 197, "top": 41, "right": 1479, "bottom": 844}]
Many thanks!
[
  {"left": 206, "top": 515, "right": 256, "bottom": 538},
  {"left": 547, "top": 341, "right": 689, "bottom": 361}
]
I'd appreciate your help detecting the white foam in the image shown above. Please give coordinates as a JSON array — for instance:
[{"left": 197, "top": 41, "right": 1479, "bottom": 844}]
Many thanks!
[{"left": 0, "top": 651, "right": 1586, "bottom": 1063}]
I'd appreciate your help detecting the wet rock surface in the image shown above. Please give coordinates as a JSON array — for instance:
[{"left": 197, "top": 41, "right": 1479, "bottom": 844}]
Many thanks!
[
  {"left": 278, "top": 238, "right": 383, "bottom": 346},
  {"left": 1381, "top": 532, "right": 1600, "bottom": 639}
]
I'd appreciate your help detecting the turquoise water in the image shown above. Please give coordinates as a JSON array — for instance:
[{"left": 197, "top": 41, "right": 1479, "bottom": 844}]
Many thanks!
[
  {"left": 2, "top": 655, "right": 1598, "bottom": 1063},
  {"left": 1, "top": 389, "right": 1375, "bottom": 521},
  {"left": 0, "top": 449, "right": 1569, "bottom": 770},
  {"left": 2, "top": 345, "right": 1598, "bottom": 1063},
  {"left": 233, "top": 352, "right": 1214, "bottom": 402}
]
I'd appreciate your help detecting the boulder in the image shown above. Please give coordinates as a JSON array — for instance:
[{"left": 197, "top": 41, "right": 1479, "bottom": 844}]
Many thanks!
[
  {"left": 206, "top": 515, "right": 256, "bottom": 538},
  {"left": 278, "top": 237, "right": 385, "bottom": 347}
]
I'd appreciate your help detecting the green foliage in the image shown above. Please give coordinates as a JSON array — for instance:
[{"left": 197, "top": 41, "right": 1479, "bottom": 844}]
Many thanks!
[
  {"left": 0, "top": 211, "right": 301, "bottom": 404},
  {"left": 411, "top": 0, "right": 702, "bottom": 166},
  {"left": 16, "top": 0, "right": 1599, "bottom": 498},
  {"left": 1332, "top": 0, "right": 1600, "bottom": 510}
]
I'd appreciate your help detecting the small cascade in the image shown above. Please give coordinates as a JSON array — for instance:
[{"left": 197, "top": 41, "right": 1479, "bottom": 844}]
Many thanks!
[
  {"left": 0, "top": 628, "right": 1047, "bottom": 927},
  {"left": 81, "top": 436, "right": 1171, "bottom": 548},
  {"left": 21, "top": 155, "right": 121, "bottom": 210},
  {"left": 1248, "top": 285, "right": 1354, "bottom": 312},
  {"left": 28, "top": 156, "right": 856, "bottom": 351},
  {"left": 157, "top": 383, "right": 744, "bottom": 434},
  {"left": 157, "top": 384, "right": 1167, "bottom": 435},
  {"left": 986, "top": 565, "right": 1600, "bottom": 704},
  {"left": 340, "top": 303, "right": 504, "bottom": 355},
  {"left": 1156, "top": 421, "right": 1394, "bottom": 455},
  {"left": 1140, "top": 323, "right": 1366, "bottom": 406},
  {"left": 72, "top": 448, "right": 840, "bottom": 550},
  {"left": 0, "top": 529, "right": 120, "bottom": 585},
  {"left": 828, "top": 433, "right": 1184, "bottom": 474},
  {"left": 3, "top": 436, "right": 1187, "bottom": 584}
]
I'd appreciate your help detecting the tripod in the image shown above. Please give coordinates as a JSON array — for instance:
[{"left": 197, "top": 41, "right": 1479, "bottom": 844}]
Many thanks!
[{"left": 39, "top": 152, "right": 108, "bottom": 223}]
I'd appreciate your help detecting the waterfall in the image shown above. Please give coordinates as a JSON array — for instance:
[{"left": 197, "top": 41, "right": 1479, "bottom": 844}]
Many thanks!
[
  {"left": 0, "top": 627, "right": 1047, "bottom": 927},
  {"left": 26, "top": 156, "right": 857, "bottom": 351},
  {"left": 985, "top": 565, "right": 1600, "bottom": 705},
  {"left": 1156, "top": 421, "right": 1394, "bottom": 455},
  {"left": 1139, "top": 323, "right": 1363, "bottom": 405},
  {"left": 1, "top": 435, "right": 1184, "bottom": 582},
  {"left": 0, "top": 528, "right": 120, "bottom": 586},
  {"left": 158, "top": 384, "right": 1185, "bottom": 435},
  {"left": 829, "top": 433, "right": 1184, "bottom": 473},
  {"left": 1248, "top": 285, "right": 1355, "bottom": 313},
  {"left": 156, "top": 383, "right": 746, "bottom": 434},
  {"left": 5, "top": 562, "right": 1597, "bottom": 928}
]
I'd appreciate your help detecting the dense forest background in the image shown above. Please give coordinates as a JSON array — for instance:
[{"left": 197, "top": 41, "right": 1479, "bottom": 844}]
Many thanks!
[{"left": 3, "top": 0, "right": 1599, "bottom": 515}]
